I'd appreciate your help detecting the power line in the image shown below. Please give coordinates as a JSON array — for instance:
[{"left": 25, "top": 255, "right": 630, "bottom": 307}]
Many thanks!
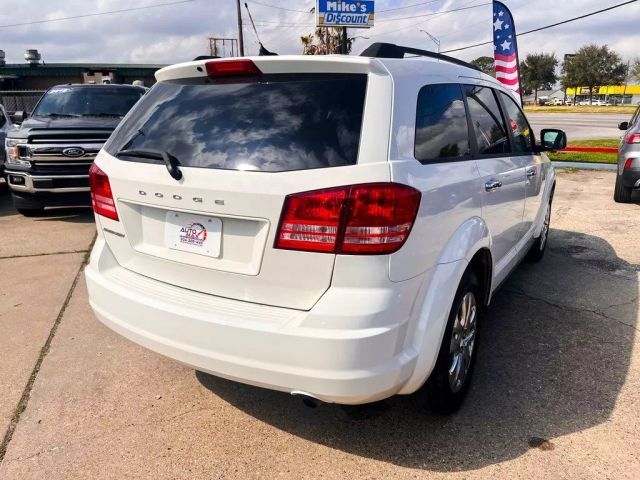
[
  {"left": 442, "top": 0, "right": 639, "bottom": 53},
  {"left": 378, "top": 0, "right": 444, "bottom": 14},
  {"left": 377, "top": 3, "right": 491, "bottom": 23},
  {"left": 367, "top": 0, "right": 485, "bottom": 38},
  {"left": 246, "top": 0, "right": 445, "bottom": 15},
  {"left": 0, "top": 0, "right": 196, "bottom": 29},
  {"left": 248, "top": 1, "right": 313, "bottom": 14}
]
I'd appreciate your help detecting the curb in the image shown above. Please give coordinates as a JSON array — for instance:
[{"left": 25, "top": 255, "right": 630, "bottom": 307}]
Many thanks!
[{"left": 552, "top": 161, "right": 617, "bottom": 171}]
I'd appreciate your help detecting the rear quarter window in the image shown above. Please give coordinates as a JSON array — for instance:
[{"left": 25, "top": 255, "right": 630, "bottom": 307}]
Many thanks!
[
  {"left": 105, "top": 74, "right": 368, "bottom": 172},
  {"left": 414, "top": 83, "right": 470, "bottom": 163}
]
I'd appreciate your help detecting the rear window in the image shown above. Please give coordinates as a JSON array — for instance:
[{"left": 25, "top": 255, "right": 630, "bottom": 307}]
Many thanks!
[{"left": 104, "top": 74, "right": 368, "bottom": 172}]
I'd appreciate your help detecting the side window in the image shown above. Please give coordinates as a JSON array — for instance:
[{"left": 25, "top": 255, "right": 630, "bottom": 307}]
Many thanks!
[
  {"left": 499, "top": 92, "right": 535, "bottom": 154},
  {"left": 0, "top": 109, "right": 5, "bottom": 128},
  {"left": 464, "top": 85, "right": 509, "bottom": 155},
  {"left": 414, "top": 84, "right": 470, "bottom": 162},
  {"left": 631, "top": 107, "right": 640, "bottom": 127}
]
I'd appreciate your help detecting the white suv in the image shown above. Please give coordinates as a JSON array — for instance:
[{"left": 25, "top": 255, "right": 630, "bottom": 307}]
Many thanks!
[{"left": 85, "top": 43, "right": 566, "bottom": 413}]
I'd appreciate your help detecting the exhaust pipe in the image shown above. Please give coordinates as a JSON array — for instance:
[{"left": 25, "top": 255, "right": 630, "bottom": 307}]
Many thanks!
[{"left": 291, "top": 391, "right": 323, "bottom": 409}]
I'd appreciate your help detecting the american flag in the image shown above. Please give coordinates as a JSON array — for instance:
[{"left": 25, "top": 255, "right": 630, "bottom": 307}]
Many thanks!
[{"left": 493, "top": 1, "right": 521, "bottom": 96}]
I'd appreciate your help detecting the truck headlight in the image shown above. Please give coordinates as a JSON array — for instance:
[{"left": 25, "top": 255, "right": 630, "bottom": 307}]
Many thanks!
[{"left": 5, "top": 138, "right": 30, "bottom": 166}]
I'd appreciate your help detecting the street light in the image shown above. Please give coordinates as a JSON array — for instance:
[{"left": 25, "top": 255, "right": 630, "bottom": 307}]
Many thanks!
[{"left": 419, "top": 29, "right": 440, "bottom": 53}]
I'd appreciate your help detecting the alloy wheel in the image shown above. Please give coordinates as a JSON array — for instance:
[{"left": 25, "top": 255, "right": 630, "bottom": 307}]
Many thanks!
[{"left": 448, "top": 291, "right": 477, "bottom": 393}]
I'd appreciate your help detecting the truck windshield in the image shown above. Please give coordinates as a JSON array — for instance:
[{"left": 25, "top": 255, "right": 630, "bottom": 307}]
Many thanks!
[
  {"left": 33, "top": 86, "right": 144, "bottom": 118},
  {"left": 104, "top": 73, "right": 368, "bottom": 172}
]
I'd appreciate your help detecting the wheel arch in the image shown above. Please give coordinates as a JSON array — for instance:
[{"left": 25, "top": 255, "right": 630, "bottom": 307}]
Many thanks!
[{"left": 467, "top": 248, "right": 493, "bottom": 308}]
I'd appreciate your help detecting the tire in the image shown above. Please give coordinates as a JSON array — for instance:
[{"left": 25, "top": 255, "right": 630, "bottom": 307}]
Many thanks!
[
  {"left": 526, "top": 197, "right": 552, "bottom": 263},
  {"left": 421, "top": 270, "right": 481, "bottom": 414},
  {"left": 11, "top": 193, "right": 45, "bottom": 217},
  {"left": 17, "top": 207, "right": 45, "bottom": 217},
  {"left": 614, "top": 174, "right": 633, "bottom": 203}
]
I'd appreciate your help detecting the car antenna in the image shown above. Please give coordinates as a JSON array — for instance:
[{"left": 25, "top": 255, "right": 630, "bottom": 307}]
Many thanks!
[{"left": 244, "top": 2, "right": 278, "bottom": 56}]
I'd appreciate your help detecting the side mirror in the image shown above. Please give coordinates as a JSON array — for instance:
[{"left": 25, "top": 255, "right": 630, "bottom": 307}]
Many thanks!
[
  {"left": 12, "top": 111, "right": 27, "bottom": 124},
  {"left": 618, "top": 121, "right": 629, "bottom": 131},
  {"left": 539, "top": 129, "right": 567, "bottom": 152}
]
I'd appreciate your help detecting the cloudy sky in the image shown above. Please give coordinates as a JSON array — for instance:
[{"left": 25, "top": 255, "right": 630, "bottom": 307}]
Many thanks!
[{"left": 0, "top": 0, "right": 638, "bottom": 65}]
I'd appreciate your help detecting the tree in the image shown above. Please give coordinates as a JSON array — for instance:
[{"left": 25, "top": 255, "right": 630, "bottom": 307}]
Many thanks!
[
  {"left": 470, "top": 56, "right": 495, "bottom": 77},
  {"left": 631, "top": 58, "right": 640, "bottom": 82},
  {"left": 301, "top": 28, "right": 352, "bottom": 55},
  {"left": 561, "top": 44, "right": 627, "bottom": 104},
  {"left": 520, "top": 53, "right": 558, "bottom": 104}
]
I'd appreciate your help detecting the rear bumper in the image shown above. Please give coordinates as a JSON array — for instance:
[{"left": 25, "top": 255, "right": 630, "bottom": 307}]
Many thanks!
[{"left": 85, "top": 237, "right": 421, "bottom": 404}]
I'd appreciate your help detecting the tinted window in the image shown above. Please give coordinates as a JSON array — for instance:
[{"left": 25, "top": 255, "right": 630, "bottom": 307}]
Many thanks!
[
  {"left": 104, "top": 74, "right": 367, "bottom": 172},
  {"left": 499, "top": 92, "right": 534, "bottom": 153},
  {"left": 630, "top": 106, "right": 640, "bottom": 127},
  {"left": 414, "top": 84, "right": 469, "bottom": 162},
  {"left": 465, "top": 86, "right": 509, "bottom": 155},
  {"left": 0, "top": 109, "right": 5, "bottom": 128},
  {"left": 33, "top": 86, "right": 144, "bottom": 118}
]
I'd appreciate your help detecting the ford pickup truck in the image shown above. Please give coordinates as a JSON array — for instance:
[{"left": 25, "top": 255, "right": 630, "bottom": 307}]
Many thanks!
[{"left": 4, "top": 84, "right": 145, "bottom": 215}]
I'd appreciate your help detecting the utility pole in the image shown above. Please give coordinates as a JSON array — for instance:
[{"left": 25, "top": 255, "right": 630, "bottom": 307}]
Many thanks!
[
  {"left": 341, "top": 27, "right": 348, "bottom": 55},
  {"left": 236, "top": 0, "right": 245, "bottom": 56},
  {"left": 623, "top": 60, "right": 631, "bottom": 105}
]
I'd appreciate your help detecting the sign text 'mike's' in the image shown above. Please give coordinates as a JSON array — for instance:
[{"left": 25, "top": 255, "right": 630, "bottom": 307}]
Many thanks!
[{"left": 316, "top": 0, "right": 375, "bottom": 28}]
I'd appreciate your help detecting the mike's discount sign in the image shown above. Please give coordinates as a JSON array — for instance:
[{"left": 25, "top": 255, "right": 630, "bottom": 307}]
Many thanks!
[{"left": 316, "top": 0, "right": 375, "bottom": 28}]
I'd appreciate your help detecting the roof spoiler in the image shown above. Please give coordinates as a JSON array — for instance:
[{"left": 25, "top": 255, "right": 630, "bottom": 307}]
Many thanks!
[{"left": 360, "top": 42, "right": 480, "bottom": 72}]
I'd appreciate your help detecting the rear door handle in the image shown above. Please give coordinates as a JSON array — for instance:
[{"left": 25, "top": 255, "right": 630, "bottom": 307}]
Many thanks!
[
  {"left": 526, "top": 167, "right": 538, "bottom": 178},
  {"left": 485, "top": 180, "right": 503, "bottom": 192}
]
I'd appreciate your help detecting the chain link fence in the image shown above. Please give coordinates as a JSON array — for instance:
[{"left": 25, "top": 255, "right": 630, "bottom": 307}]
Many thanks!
[{"left": 0, "top": 90, "right": 46, "bottom": 115}]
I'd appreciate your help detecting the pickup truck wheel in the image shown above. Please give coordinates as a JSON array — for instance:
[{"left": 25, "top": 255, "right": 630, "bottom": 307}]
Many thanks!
[
  {"left": 17, "top": 207, "right": 45, "bottom": 217},
  {"left": 526, "top": 198, "right": 552, "bottom": 263},
  {"left": 11, "top": 193, "right": 45, "bottom": 217},
  {"left": 614, "top": 174, "right": 633, "bottom": 203},
  {"left": 421, "top": 271, "right": 480, "bottom": 414}
]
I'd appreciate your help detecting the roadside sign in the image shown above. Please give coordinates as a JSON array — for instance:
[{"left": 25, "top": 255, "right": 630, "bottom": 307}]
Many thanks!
[{"left": 316, "top": 0, "right": 375, "bottom": 28}]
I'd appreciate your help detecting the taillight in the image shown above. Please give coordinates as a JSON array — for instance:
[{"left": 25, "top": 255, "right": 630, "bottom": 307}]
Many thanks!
[
  {"left": 89, "top": 163, "right": 119, "bottom": 221},
  {"left": 275, "top": 187, "right": 347, "bottom": 253},
  {"left": 626, "top": 134, "right": 640, "bottom": 144},
  {"left": 205, "top": 59, "right": 262, "bottom": 78},
  {"left": 624, "top": 158, "right": 633, "bottom": 170},
  {"left": 275, "top": 183, "right": 421, "bottom": 255}
]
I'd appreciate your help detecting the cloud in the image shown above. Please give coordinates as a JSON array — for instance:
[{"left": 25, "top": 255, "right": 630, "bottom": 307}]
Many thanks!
[{"left": 0, "top": 0, "right": 638, "bottom": 65}]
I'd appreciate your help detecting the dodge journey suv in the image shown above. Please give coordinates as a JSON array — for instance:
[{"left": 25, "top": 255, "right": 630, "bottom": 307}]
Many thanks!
[{"left": 85, "top": 43, "right": 566, "bottom": 413}]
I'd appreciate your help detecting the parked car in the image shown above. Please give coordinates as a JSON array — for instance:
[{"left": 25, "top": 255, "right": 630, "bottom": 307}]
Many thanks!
[
  {"left": 593, "top": 100, "right": 611, "bottom": 106},
  {"left": 85, "top": 43, "right": 566, "bottom": 413},
  {"left": 615, "top": 105, "right": 640, "bottom": 203},
  {"left": 4, "top": 84, "right": 145, "bottom": 216},
  {"left": 546, "top": 98, "right": 565, "bottom": 106},
  {"left": 0, "top": 103, "right": 13, "bottom": 179}
]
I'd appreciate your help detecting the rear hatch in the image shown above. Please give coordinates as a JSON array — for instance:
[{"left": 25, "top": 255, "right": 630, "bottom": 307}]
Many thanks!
[{"left": 96, "top": 57, "right": 392, "bottom": 310}]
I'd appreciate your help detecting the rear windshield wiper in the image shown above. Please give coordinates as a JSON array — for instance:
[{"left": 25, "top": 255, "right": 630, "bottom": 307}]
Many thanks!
[{"left": 116, "top": 149, "right": 183, "bottom": 181}]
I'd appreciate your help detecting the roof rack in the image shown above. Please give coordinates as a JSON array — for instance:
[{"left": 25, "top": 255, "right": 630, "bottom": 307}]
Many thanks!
[{"left": 360, "top": 42, "right": 480, "bottom": 72}]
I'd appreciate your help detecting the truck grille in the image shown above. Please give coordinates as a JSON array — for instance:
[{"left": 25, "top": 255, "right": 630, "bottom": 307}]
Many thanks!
[{"left": 27, "top": 129, "right": 113, "bottom": 144}]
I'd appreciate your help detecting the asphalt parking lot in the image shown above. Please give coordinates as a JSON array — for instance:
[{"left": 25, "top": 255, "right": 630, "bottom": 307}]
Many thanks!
[{"left": 0, "top": 171, "right": 638, "bottom": 479}]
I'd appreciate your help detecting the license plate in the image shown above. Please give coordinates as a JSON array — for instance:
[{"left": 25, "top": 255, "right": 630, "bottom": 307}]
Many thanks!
[{"left": 164, "top": 211, "right": 222, "bottom": 258}]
